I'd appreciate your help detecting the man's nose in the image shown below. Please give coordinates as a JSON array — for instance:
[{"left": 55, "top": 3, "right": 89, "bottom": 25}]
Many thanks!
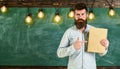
[{"left": 78, "top": 16, "right": 82, "bottom": 19}]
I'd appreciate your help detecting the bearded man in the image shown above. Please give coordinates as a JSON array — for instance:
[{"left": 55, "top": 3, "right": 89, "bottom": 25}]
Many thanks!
[{"left": 57, "top": 3, "right": 109, "bottom": 69}]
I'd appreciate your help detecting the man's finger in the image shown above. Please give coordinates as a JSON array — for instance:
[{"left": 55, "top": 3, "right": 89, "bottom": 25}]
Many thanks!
[{"left": 82, "top": 41, "right": 88, "bottom": 43}]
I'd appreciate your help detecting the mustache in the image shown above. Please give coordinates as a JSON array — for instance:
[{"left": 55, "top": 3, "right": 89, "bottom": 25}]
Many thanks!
[
  {"left": 76, "top": 19, "right": 85, "bottom": 23},
  {"left": 74, "top": 19, "right": 87, "bottom": 29}
]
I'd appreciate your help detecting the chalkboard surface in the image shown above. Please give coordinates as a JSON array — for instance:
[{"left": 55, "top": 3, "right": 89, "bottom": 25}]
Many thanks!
[{"left": 0, "top": 8, "right": 120, "bottom": 66}]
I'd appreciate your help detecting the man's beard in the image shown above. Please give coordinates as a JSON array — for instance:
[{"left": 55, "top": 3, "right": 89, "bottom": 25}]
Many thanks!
[{"left": 74, "top": 19, "right": 87, "bottom": 29}]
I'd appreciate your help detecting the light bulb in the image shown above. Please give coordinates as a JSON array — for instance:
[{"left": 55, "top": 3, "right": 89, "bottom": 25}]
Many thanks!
[
  {"left": 68, "top": 9, "right": 74, "bottom": 18},
  {"left": 88, "top": 11, "right": 95, "bottom": 20},
  {"left": 53, "top": 13, "right": 62, "bottom": 23},
  {"left": 54, "top": 15, "right": 61, "bottom": 23},
  {"left": 1, "top": 5, "right": 7, "bottom": 13},
  {"left": 25, "top": 15, "right": 33, "bottom": 25},
  {"left": 109, "top": 8, "right": 115, "bottom": 16},
  {"left": 37, "top": 10, "right": 45, "bottom": 19}
]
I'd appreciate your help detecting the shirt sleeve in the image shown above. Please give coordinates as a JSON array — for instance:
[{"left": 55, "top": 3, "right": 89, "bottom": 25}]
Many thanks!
[{"left": 57, "top": 29, "right": 76, "bottom": 58}]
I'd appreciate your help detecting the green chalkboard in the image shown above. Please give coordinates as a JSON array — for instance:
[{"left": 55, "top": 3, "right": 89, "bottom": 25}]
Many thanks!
[{"left": 0, "top": 8, "right": 120, "bottom": 66}]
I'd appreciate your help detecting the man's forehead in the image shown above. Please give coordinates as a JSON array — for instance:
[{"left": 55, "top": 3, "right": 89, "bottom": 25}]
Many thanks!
[{"left": 75, "top": 9, "right": 86, "bottom": 13}]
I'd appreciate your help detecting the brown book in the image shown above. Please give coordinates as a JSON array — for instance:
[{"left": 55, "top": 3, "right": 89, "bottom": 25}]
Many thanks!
[{"left": 87, "top": 27, "right": 108, "bottom": 53}]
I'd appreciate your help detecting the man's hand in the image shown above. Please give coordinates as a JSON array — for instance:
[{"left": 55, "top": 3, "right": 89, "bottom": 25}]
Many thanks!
[
  {"left": 74, "top": 37, "right": 87, "bottom": 50},
  {"left": 100, "top": 39, "right": 109, "bottom": 50}
]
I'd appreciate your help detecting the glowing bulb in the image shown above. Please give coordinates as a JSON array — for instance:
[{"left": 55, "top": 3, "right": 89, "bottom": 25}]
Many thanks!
[
  {"left": 54, "top": 15, "right": 61, "bottom": 23},
  {"left": 1, "top": 5, "right": 7, "bottom": 13},
  {"left": 88, "top": 12, "right": 95, "bottom": 20},
  {"left": 109, "top": 8, "right": 115, "bottom": 16},
  {"left": 53, "top": 13, "right": 62, "bottom": 23},
  {"left": 25, "top": 15, "right": 33, "bottom": 25},
  {"left": 37, "top": 10, "right": 45, "bottom": 19},
  {"left": 68, "top": 10, "right": 74, "bottom": 18}
]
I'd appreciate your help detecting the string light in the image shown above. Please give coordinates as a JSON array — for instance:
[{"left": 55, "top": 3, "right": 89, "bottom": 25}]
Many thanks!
[
  {"left": 0, "top": 0, "right": 118, "bottom": 24},
  {"left": 53, "top": 8, "right": 62, "bottom": 24},
  {"left": 37, "top": 9, "right": 45, "bottom": 19},
  {"left": 25, "top": 14, "right": 33, "bottom": 24},
  {"left": 88, "top": 0, "right": 95, "bottom": 20},
  {"left": 53, "top": 13, "right": 62, "bottom": 23},
  {"left": 25, "top": 8, "right": 33, "bottom": 25},
  {"left": 88, "top": 11, "right": 95, "bottom": 20},
  {"left": 108, "top": 7, "right": 115, "bottom": 17},
  {"left": 105, "top": 0, "right": 115, "bottom": 17},
  {"left": 68, "top": 8, "right": 74, "bottom": 18},
  {"left": 1, "top": 5, "right": 7, "bottom": 13}
]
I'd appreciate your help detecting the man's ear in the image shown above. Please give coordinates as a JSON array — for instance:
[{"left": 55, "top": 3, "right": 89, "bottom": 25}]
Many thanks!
[{"left": 87, "top": 13, "right": 88, "bottom": 18}]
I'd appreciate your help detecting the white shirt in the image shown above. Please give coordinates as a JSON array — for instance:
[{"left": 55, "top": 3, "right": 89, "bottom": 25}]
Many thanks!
[{"left": 57, "top": 24, "right": 107, "bottom": 69}]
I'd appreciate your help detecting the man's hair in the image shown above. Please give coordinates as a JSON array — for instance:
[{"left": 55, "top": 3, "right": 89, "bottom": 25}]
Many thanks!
[{"left": 74, "top": 3, "right": 88, "bottom": 12}]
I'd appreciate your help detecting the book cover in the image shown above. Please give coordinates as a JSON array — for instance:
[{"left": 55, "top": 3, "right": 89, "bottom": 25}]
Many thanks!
[{"left": 87, "top": 27, "right": 108, "bottom": 53}]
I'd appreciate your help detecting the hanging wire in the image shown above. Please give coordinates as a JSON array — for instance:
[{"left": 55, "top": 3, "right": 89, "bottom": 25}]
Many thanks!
[
  {"left": 105, "top": 0, "right": 113, "bottom": 7},
  {"left": 85, "top": 0, "right": 88, "bottom": 7},
  {"left": 27, "top": 8, "right": 30, "bottom": 14},
  {"left": 55, "top": 8, "right": 60, "bottom": 15},
  {"left": 108, "top": 0, "right": 113, "bottom": 6},
  {"left": 90, "top": 0, "right": 95, "bottom": 11},
  {"left": 26, "top": 7, "right": 31, "bottom": 16},
  {"left": 92, "top": 0, "right": 95, "bottom": 8}
]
